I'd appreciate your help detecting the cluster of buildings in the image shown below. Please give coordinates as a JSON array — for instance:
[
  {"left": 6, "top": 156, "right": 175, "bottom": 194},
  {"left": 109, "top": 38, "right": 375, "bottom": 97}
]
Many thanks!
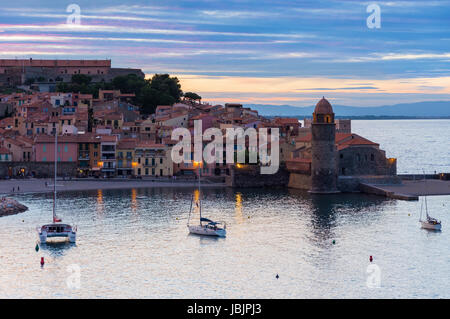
[
  {"left": 0, "top": 87, "right": 302, "bottom": 179},
  {"left": 0, "top": 59, "right": 396, "bottom": 191},
  {"left": 0, "top": 59, "right": 144, "bottom": 92}
]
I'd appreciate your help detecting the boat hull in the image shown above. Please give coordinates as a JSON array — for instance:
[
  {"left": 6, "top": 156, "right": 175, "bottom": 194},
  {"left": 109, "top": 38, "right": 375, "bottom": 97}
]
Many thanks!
[
  {"left": 37, "top": 224, "right": 76, "bottom": 243},
  {"left": 421, "top": 221, "right": 442, "bottom": 231},
  {"left": 188, "top": 225, "right": 226, "bottom": 237}
]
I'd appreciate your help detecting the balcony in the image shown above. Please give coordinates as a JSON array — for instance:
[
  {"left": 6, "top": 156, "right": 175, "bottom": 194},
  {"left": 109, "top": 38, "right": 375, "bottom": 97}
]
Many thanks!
[{"left": 143, "top": 162, "right": 156, "bottom": 167}]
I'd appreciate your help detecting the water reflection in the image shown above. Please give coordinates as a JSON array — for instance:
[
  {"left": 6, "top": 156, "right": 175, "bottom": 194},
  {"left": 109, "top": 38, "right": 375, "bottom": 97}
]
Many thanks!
[
  {"left": 39, "top": 241, "right": 76, "bottom": 258},
  {"left": 286, "top": 189, "right": 392, "bottom": 246},
  {"left": 131, "top": 188, "right": 137, "bottom": 213},
  {"left": 5, "top": 187, "right": 449, "bottom": 298},
  {"left": 235, "top": 192, "right": 244, "bottom": 224},
  {"left": 96, "top": 189, "right": 104, "bottom": 216}
]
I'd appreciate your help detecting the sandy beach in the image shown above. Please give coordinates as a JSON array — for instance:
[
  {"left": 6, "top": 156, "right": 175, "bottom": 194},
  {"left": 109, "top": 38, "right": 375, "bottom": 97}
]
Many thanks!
[{"left": 0, "top": 178, "right": 225, "bottom": 195}]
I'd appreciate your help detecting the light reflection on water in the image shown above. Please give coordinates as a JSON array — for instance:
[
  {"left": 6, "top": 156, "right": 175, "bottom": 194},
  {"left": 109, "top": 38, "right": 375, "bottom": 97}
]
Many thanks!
[{"left": 0, "top": 187, "right": 449, "bottom": 298}]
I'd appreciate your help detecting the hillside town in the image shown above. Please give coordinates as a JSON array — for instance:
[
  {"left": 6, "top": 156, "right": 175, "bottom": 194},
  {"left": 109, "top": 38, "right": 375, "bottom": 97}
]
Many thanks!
[
  {"left": 0, "top": 59, "right": 396, "bottom": 192},
  {"left": 0, "top": 87, "right": 298, "bottom": 179}
]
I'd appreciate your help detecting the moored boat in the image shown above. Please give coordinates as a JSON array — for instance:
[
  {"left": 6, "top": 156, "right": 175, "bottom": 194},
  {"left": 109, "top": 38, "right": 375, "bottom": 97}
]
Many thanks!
[
  {"left": 37, "top": 132, "right": 77, "bottom": 243},
  {"left": 419, "top": 171, "right": 442, "bottom": 231},
  {"left": 187, "top": 162, "right": 227, "bottom": 237}
]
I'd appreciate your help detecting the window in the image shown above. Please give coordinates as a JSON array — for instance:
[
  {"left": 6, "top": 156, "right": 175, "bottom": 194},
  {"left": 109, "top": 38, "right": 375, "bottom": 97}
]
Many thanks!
[
  {"left": 43, "top": 145, "right": 46, "bottom": 152},
  {"left": 371, "top": 154, "right": 374, "bottom": 161},
  {"left": 145, "top": 168, "right": 149, "bottom": 175},
  {"left": 64, "top": 145, "right": 68, "bottom": 153},
  {"left": 160, "top": 158, "right": 163, "bottom": 164}
]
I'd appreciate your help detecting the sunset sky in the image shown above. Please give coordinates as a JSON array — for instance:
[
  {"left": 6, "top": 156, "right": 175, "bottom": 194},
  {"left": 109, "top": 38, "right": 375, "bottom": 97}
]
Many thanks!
[{"left": 1, "top": 0, "right": 449, "bottom": 107}]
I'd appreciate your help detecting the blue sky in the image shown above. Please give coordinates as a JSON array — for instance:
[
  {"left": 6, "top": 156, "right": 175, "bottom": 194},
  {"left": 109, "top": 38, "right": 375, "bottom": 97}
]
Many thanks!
[{"left": 0, "top": 0, "right": 449, "bottom": 107}]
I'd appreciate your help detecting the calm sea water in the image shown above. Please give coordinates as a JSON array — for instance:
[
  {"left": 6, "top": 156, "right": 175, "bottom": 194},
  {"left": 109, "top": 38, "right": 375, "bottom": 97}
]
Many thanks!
[
  {"left": 0, "top": 120, "right": 449, "bottom": 298},
  {"left": 351, "top": 119, "right": 450, "bottom": 174}
]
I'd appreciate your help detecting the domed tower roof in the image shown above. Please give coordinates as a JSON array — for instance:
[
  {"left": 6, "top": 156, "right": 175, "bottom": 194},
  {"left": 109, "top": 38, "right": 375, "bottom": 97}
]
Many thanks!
[{"left": 314, "top": 97, "right": 333, "bottom": 114}]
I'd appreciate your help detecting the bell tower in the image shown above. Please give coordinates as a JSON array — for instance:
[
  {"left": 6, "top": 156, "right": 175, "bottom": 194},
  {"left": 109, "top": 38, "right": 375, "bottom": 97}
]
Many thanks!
[{"left": 310, "top": 97, "right": 339, "bottom": 193}]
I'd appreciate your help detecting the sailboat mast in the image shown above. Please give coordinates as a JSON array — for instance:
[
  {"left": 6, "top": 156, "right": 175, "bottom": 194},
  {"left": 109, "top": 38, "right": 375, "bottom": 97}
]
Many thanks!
[
  {"left": 423, "top": 169, "right": 429, "bottom": 218},
  {"left": 53, "top": 131, "right": 57, "bottom": 222},
  {"left": 199, "top": 164, "right": 202, "bottom": 221}
]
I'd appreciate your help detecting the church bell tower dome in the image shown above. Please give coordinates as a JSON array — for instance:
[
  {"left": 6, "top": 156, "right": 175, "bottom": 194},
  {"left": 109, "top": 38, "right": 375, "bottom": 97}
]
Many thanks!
[{"left": 313, "top": 97, "right": 335, "bottom": 124}]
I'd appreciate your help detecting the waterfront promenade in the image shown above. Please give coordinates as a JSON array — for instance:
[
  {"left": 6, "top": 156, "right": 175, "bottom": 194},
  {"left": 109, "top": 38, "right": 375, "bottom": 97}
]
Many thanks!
[
  {"left": 0, "top": 178, "right": 225, "bottom": 195},
  {"left": 360, "top": 179, "right": 450, "bottom": 200}
]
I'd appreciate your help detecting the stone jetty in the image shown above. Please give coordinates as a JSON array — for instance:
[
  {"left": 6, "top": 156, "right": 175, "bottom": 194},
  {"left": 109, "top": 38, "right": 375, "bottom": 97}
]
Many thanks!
[{"left": 0, "top": 197, "right": 28, "bottom": 217}]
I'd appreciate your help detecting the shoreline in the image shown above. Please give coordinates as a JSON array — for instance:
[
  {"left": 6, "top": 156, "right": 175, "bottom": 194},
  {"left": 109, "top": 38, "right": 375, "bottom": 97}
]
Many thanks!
[{"left": 0, "top": 178, "right": 226, "bottom": 195}]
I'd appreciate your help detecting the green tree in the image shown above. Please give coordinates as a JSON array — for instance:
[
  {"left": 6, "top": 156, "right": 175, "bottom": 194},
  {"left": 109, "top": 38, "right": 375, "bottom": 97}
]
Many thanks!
[
  {"left": 112, "top": 74, "right": 146, "bottom": 94},
  {"left": 24, "top": 78, "right": 35, "bottom": 85},
  {"left": 184, "top": 92, "right": 202, "bottom": 102},
  {"left": 138, "top": 74, "right": 183, "bottom": 114},
  {"left": 71, "top": 74, "right": 92, "bottom": 86}
]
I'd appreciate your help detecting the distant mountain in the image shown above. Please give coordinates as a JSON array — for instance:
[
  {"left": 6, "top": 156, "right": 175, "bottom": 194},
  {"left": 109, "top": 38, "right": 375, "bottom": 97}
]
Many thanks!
[{"left": 246, "top": 101, "right": 450, "bottom": 118}]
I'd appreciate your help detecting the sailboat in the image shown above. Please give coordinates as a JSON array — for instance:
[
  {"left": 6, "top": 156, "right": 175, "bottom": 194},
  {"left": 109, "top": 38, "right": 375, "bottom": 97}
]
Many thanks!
[
  {"left": 37, "top": 133, "right": 77, "bottom": 243},
  {"left": 187, "top": 162, "right": 226, "bottom": 237},
  {"left": 419, "top": 171, "right": 441, "bottom": 231}
]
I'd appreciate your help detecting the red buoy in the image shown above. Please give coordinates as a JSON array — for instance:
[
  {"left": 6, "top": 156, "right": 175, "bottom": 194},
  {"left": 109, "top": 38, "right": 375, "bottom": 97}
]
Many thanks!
[
  {"left": 369, "top": 256, "right": 373, "bottom": 262},
  {"left": 40, "top": 257, "right": 45, "bottom": 266}
]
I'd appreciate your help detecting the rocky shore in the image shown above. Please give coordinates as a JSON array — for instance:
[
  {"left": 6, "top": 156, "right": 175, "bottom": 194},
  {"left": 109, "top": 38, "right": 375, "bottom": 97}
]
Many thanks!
[{"left": 0, "top": 197, "right": 28, "bottom": 217}]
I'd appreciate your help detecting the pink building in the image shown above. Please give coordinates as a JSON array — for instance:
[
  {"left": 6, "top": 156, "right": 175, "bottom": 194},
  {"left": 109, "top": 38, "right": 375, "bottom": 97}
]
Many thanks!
[{"left": 34, "top": 135, "right": 78, "bottom": 163}]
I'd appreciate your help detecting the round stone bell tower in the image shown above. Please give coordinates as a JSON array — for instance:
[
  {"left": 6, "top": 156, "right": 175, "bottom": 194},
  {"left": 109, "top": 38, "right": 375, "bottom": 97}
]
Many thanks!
[{"left": 309, "top": 97, "right": 339, "bottom": 193}]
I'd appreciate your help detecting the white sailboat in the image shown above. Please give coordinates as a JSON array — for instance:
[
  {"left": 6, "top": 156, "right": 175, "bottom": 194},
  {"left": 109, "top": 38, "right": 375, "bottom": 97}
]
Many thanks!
[
  {"left": 419, "top": 171, "right": 441, "bottom": 231},
  {"left": 37, "top": 133, "right": 77, "bottom": 243},
  {"left": 187, "top": 162, "right": 226, "bottom": 237}
]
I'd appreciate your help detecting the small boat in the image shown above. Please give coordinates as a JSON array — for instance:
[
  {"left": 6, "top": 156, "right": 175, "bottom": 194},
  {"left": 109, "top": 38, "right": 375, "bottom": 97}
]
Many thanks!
[
  {"left": 188, "top": 217, "right": 227, "bottom": 237},
  {"left": 38, "top": 223, "right": 77, "bottom": 243},
  {"left": 187, "top": 162, "right": 226, "bottom": 237},
  {"left": 421, "top": 216, "right": 442, "bottom": 231},
  {"left": 37, "top": 133, "right": 77, "bottom": 243},
  {"left": 419, "top": 172, "right": 441, "bottom": 231}
]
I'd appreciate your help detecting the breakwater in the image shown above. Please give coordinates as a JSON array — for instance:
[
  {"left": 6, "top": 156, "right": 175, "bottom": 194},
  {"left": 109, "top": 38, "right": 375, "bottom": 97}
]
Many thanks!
[{"left": 0, "top": 197, "right": 28, "bottom": 217}]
